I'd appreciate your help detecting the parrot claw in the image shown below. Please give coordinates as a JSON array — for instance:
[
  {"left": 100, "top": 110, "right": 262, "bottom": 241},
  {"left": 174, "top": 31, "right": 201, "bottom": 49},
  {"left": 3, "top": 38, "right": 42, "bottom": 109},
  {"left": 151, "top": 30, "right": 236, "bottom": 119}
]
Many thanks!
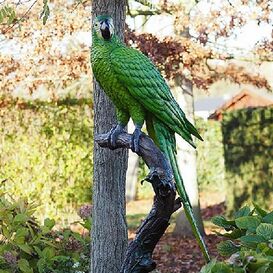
[
  {"left": 131, "top": 126, "right": 143, "bottom": 153},
  {"left": 107, "top": 124, "right": 125, "bottom": 149}
]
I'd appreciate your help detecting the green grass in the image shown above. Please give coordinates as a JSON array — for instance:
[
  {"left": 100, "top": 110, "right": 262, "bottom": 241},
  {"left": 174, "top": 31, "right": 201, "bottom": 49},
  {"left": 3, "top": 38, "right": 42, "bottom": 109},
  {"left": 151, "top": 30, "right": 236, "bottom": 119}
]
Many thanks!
[
  {"left": 126, "top": 213, "right": 147, "bottom": 230},
  {"left": 126, "top": 212, "right": 178, "bottom": 232}
]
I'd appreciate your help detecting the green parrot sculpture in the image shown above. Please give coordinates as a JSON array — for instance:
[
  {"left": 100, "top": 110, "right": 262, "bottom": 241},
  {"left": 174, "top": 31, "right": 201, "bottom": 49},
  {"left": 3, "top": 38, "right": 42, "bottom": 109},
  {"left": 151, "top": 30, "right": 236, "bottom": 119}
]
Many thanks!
[{"left": 91, "top": 15, "right": 210, "bottom": 263}]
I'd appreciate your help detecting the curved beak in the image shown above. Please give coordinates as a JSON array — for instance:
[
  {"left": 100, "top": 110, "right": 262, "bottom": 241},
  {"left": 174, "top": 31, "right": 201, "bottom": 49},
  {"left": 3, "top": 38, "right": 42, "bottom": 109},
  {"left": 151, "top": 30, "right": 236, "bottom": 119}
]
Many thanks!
[{"left": 100, "top": 21, "right": 111, "bottom": 40}]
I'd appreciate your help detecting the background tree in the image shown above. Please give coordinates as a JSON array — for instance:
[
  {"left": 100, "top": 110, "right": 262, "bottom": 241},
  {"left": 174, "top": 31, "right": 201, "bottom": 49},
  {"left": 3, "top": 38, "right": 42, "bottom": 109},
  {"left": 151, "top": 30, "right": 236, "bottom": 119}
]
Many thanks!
[
  {"left": 125, "top": 0, "right": 272, "bottom": 237},
  {"left": 91, "top": 1, "right": 128, "bottom": 273}
]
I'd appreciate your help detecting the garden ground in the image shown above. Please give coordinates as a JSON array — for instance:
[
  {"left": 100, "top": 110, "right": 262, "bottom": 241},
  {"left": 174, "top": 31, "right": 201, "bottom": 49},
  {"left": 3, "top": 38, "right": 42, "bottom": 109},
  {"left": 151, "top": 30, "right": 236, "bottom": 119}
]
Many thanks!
[{"left": 126, "top": 191, "right": 225, "bottom": 273}]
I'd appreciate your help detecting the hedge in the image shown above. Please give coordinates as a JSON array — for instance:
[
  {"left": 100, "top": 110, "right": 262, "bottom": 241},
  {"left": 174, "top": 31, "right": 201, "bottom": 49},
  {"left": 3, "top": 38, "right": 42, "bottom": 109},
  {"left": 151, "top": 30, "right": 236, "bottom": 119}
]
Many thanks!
[
  {"left": 0, "top": 99, "right": 93, "bottom": 224},
  {"left": 5, "top": 101, "right": 270, "bottom": 222},
  {"left": 222, "top": 107, "right": 273, "bottom": 215},
  {"left": 195, "top": 118, "right": 225, "bottom": 192}
]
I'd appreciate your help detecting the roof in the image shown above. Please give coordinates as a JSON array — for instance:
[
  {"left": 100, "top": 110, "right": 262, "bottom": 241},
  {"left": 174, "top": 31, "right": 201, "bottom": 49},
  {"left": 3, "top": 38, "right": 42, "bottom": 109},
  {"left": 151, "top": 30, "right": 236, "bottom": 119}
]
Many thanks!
[{"left": 209, "top": 89, "right": 273, "bottom": 120}]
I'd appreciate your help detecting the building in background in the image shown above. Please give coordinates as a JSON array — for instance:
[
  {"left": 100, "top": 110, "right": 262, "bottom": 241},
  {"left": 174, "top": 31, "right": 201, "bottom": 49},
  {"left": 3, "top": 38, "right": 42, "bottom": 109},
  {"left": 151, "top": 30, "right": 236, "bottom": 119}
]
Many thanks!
[{"left": 209, "top": 89, "right": 273, "bottom": 121}]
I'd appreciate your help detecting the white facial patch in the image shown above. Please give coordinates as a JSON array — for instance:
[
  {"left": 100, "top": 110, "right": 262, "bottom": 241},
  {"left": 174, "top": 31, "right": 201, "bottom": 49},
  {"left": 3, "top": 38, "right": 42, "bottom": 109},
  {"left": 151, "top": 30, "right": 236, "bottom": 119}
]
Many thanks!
[
  {"left": 93, "top": 17, "right": 115, "bottom": 40},
  {"left": 107, "top": 18, "right": 114, "bottom": 34}
]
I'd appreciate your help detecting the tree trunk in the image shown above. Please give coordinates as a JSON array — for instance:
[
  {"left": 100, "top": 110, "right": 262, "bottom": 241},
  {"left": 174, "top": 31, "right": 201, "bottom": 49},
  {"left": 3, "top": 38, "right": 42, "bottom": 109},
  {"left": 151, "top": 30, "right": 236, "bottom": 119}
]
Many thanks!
[
  {"left": 91, "top": 2, "right": 128, "bottom": 273},
  {"left": 126, "top": 149, "right": 139, "bottom": 201},
  {"left": 173, "top": 77, "right": 205, "bottom": 236},
  {"left": 126, "top": 121, "right": 139, "bottom": 202}
]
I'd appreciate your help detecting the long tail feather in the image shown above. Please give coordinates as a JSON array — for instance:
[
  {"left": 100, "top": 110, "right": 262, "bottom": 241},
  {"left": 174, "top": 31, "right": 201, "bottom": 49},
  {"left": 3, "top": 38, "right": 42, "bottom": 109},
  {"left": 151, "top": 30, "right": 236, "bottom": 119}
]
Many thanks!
[
  {"left": 185, "top": 119, "right": 203, "bottom": 141},
  {"left": 167, "top": 145, "right": 210, "bottom": 263},
  {"left": 147, "top": 116, "right": 210, "bottom": 263}
]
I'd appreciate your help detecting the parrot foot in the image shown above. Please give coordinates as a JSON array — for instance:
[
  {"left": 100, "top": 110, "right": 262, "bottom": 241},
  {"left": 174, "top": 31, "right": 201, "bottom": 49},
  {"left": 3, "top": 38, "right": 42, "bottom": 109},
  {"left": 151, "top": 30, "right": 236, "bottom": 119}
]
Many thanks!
[
  {"left": 107, "top": 124, "right": 125, "bottom": 149},
  {"left": 131, "top": 125, "right": 143, "bottom": 153}
]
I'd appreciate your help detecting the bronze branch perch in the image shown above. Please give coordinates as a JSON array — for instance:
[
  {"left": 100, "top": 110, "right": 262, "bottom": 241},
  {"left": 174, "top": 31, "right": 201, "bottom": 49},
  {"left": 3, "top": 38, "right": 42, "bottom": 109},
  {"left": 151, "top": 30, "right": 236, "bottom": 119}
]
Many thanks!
[{"left": 95, "top": 131, "right": 181, "bottom": 273}]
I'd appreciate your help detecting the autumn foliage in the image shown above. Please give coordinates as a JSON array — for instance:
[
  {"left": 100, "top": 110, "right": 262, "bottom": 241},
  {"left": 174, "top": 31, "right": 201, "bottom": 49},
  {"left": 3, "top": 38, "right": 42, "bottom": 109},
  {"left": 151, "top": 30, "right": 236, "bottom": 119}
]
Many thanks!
[
  {"left": 0, "top": 1, "right": 91, "bottom": 100},
  {"left": 0, "top": 0, "right": 272, "bottom": 99}
]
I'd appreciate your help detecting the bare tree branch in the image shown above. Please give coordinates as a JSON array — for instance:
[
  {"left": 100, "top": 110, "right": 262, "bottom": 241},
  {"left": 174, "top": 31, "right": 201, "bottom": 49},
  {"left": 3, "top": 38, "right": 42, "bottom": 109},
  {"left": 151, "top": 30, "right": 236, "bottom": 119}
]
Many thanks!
[{"left": 2, "top": 0, "right": 38, "bottom": 34}]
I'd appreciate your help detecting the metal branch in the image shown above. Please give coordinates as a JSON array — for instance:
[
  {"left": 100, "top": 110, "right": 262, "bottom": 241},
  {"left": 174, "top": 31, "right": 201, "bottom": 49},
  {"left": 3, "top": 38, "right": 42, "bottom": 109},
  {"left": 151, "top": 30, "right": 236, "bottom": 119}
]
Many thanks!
[{"left": 95, "top": 131, "right": 181, "bottom": 273}]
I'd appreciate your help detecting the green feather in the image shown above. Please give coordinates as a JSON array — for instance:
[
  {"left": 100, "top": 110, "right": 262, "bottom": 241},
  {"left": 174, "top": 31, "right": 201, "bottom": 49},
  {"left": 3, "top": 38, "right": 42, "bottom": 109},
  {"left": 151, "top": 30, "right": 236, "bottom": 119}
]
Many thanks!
[
  {"left": 110, "top": 46, "right": 200, "bottom": 147},
  {"left": 149, "top": 117, "right": 210, "bottom": 263}
]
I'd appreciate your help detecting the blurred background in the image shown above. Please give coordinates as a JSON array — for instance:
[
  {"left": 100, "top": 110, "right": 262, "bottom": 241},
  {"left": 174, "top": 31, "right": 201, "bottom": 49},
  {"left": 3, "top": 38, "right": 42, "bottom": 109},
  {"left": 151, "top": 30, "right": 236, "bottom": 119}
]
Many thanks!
[{"left": 0, "top": 1, "right": 272, "bottom": 271}]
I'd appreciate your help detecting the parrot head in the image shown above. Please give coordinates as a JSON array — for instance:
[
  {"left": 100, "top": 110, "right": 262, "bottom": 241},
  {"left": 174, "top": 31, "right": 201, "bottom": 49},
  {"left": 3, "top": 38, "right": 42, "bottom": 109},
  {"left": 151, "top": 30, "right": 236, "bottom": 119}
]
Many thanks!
[{"left": 93, "top": 15, "right": 114, "bottom": 41}]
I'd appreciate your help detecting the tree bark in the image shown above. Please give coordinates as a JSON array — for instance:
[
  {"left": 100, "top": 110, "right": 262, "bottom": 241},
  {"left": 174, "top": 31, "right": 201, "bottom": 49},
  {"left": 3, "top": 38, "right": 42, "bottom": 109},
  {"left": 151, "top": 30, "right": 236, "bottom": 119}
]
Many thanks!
[
  {"left": 173, "top": 77, "right": 205, "bottom": 236},
  {"left": 91, "top": 1, "right": 127, "bottom": 273},
  {"left": 126, "top": 121, "right": 139, "bottom": 202},
  {"left": 126, "top": 149, "right": 139, "bottom": 201}
]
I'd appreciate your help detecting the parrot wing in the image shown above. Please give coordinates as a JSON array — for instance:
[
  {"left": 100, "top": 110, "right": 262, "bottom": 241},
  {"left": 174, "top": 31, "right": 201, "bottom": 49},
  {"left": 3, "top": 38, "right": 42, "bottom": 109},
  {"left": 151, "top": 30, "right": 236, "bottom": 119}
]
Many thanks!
[{"left": 110, "top": 45, "right": 202, "bottom": 146}]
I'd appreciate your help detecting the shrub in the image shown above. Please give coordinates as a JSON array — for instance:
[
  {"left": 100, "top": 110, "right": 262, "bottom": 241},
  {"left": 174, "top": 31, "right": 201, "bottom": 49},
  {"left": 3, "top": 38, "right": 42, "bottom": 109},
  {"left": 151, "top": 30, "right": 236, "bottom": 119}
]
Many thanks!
[
  {"left": 222, "top": 107, "right": 273, "bottom": 215},
  {"left": 200, "top": 203, "right": 273, "bottom": 273},
  {"left": 0, "top": 192, "right": 91, "bottom": 273},
  {"left": 195, "top": 118, "right": 225, "bottom": 192},
  {"left": 0, "top": 99, "right": 93, "bottom": 223}
]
